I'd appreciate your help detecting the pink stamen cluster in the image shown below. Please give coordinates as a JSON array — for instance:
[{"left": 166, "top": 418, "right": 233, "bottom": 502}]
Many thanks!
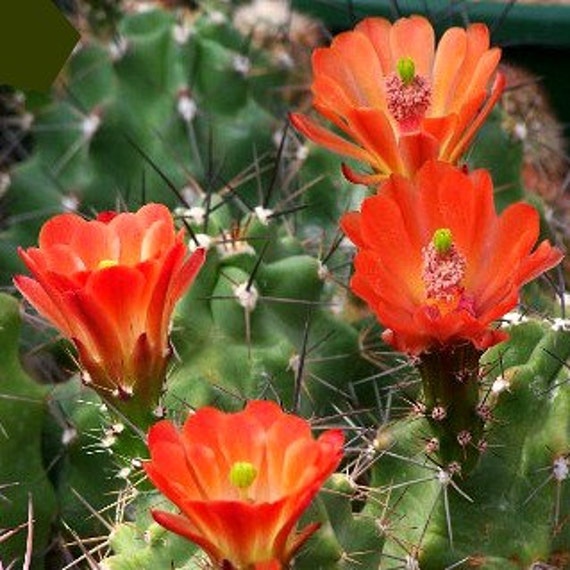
[
  {"left": 422, "top": 241, "right": 466, "bottom": 302},
  {"left": 385, "top": 73, "right": 431, "bottom": 131}
]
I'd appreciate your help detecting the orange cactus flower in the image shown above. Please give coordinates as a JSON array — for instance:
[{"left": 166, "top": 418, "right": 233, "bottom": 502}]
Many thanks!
[
  {"left": 144, "top": 400, "right": 344, "bottom": 569},
  {"left": 341, "top": 161, "right": 563, "bottom": 355},
  {"left": 290, "top": 15, "right": 505, "bottom": 184},
  {"left": 14, "top": 204, "right": 205, "bottom": 420}
]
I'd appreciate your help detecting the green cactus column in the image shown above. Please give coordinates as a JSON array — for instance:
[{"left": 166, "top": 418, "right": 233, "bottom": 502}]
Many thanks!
[{"left": 0, "top": 294, "right": 57, "bottom": 568}]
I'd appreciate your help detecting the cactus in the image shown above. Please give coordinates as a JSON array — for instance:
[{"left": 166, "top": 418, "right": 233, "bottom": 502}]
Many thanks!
[
  {"left": 0, "top": 1, "right": 568, "bottom": 569},
  {"left": 0, "top": 294, "right": 56, "bottom": 567},
  {"left": 365, "top": 320, "right": 570, "bottom": 568}
]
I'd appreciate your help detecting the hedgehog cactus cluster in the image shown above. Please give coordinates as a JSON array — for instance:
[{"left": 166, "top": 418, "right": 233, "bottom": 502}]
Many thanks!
[{"left": 0, "top": 2, "right": 569, "bottom": 569}]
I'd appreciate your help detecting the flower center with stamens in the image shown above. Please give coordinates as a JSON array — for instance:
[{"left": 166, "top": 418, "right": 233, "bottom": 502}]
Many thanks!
[
  {"left": 229, "top": 461, "right": 258, "bottom": 501},
  {"left": 385, "top": 57, "right": 431, "bottom": 132},
  {"left": 422, "top": 229, "right": 470, "bottom": 315}
]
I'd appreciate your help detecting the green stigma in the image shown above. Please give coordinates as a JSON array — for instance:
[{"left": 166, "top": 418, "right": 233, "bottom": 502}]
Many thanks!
[
  {"left": 229, "top": 461, "right": 258, "bottom": 490},
  {"left": 397, "top": 57, "right": 416, "bottom": 86},
  {"left": 432, "top": 228, "right": 453, "bottom": 255},
  {"left": 97, "top": 259, "right": 118, "bottom": 270}
]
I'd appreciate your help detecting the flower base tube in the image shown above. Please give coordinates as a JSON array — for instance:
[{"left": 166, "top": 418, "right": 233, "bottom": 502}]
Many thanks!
[{"left": 417, "top": 342, "right": 485, "bottom": 474}]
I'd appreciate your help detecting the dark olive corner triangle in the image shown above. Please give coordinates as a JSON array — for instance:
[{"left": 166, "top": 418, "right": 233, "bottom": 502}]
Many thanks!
[{"left": 0, "top": 0, "right": 80, "bottom": 92}]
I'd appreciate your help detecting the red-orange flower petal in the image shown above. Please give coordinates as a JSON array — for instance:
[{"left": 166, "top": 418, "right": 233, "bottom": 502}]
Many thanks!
[
  {"left": 312, "top": 30, "right": 386, "bottom": 108},
  {"left": 144, "top": 400, "right": 344, "bottom": 569},
  {"left": 289, "top": 112, "right": 373, "bottom": 165},
  {"left": 341, "top": 161, "right": 563, "bottom": 355},
  {"left": 14, "top": 204, "right": 206, "bottom": 415},
  {"left": 389, "top": 14, "right": 435, "bottom": 76},
  {"left": 291, "top": 15, "right": 505, "bottom": 181}
]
